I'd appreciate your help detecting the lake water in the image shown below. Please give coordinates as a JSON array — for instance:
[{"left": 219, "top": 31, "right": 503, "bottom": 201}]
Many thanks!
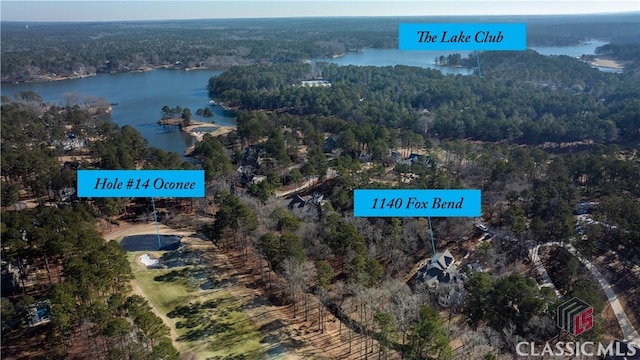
[
  {"left": 530, "top": 39, "right": 608, "bottom": 57},
  {"left": 2, "top": 69, "right": 235, "bottom": 154},
  {"left": 2, "top": 41, "right": 617, "bottom": 155},
  {"left": 313, "top": 49, "right": 475, "bottom": 75},
  {"left": 314, "top": 40, "right": 615, "bottom": 70}
]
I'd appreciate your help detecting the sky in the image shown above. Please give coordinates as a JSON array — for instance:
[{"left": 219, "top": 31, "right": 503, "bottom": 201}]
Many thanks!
[{"left": 1, "top": 0, "right": 639, "bottom": 22}]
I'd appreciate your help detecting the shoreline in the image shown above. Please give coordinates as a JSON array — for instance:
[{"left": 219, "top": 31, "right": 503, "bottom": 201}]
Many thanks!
[
  {"left": 2, "top": 64, "right": 230, "bottom": 85},
  {"left": 158, "top": 118, "right": 235, "bottom": 156},
  {"left": 435, "top": 63, "right": 473, "bottom": 69},
  {"left": 14, "top": 73, "right": 98, "bottom": 84}
]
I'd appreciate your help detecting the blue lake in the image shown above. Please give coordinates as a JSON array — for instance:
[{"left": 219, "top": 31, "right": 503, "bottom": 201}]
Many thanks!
[{"left": 313, "top": 49, "right": 476, "bottom": 75}]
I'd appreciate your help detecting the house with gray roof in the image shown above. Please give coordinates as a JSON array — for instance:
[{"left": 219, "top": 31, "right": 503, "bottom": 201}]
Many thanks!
[{"left": 417, "top": 249, "right": 465, "bottom": 307}]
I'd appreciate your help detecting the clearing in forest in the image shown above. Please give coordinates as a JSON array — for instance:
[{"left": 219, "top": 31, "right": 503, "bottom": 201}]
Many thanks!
[{"left": 128, "top": 247, "right": 265, "bottom": 360}]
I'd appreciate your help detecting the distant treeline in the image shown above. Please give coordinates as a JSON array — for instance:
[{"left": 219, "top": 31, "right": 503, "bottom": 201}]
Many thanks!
[
  {"left": 524, "top": 13, "right": 640, "bottom": 46},
  {"left": 2, "top": 13, "right": 639, "bottom": 83}
]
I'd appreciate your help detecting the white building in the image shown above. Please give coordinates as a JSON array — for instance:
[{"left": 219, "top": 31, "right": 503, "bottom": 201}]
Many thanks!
[{"left": 300, "top": 80, "right": 331, "bottom": 87}]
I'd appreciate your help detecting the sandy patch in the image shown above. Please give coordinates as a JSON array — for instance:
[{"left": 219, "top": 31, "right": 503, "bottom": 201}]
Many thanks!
[
  {"left": 591, "top": 58, "right": 626, "bottom": 69},
  {"left": 139, "top": 253, "right": 160, "bottom": 267},
  {"left": 182, "top": 121, "right": 236, "bottom": 141},
  {"left": 57, "top": 155, "right": 93, "bottom": 164},
  {"left": 164, "top": 120, "right": 235, "bottom": 156}
]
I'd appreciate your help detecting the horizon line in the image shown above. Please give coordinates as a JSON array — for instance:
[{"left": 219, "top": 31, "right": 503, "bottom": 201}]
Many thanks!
[{"left": 3, "top": 11, "right": 639, "bottom": 24}]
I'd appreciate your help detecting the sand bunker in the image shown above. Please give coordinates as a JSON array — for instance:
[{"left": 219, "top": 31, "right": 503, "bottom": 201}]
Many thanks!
[{"left": 139, "top": 253, "right": 160, "bottom": 267}]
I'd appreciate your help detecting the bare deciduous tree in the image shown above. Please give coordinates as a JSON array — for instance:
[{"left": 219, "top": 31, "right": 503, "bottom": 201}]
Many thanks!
[
  {"left": 387, "top": 281, "right": 420, "bottom": 349},
  {"left": 282, "top": 258, "right": 316, "bottom": 320}
]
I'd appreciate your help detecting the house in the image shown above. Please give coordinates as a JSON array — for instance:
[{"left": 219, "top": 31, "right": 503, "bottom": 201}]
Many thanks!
[
  {"left": 397, "top": 153, "right": 432, "bottom": 166},
  {"left": 389, "top": 151, "right": 402, "bottom": 164},
  {"left": 237, "top": 165, "right": 267, "bottom": 186},
  {"left": 63, "top": 161, "right": 81, "bottom": 171},
  {"left": 358, "top": 151, "right": 372, "bottom": 162},
  {"left": 288, "top": 193, "right": 325, "bottom": 210},
  {"left": 576, "top": 201, "right": 597, "bottom": 215},
  {"left": 300, "top": 80, "right": 331, "bottom": 87},
  {"left": 239, "top": 146, "right": 266, "bottom": 168},
  {"left": 466, "top": 261, "right": 484, "bottom": 273},
  {"left": 417, "top": 249, "right": 465, "bottom": 307},
  {"left": 58, "top": 187, "right": 76, "bottom": 201},
  {"left": 51, "top": 133, "right": 86, "bottom": 151},
  {"left": 323, "top": 137, "right": 338, "bottom": 153},
  {"left": 252, "top": 175, "right": 267, "bottom": 184},
  {"left": 27, "top": 300, "right": 51, "bottom": 326},
  {"left": 56, "top": 138, "right": 86, "bottom": 151},
  {"left": 288, "top": 195, "right": 308, "bottom": 209},
  {"left": 435, "top": 283, "right": 466, "bottom": 308},
  {"left": 238, "top": 166, "right": 253, "bottom": 185},
  {"left": 419, "top": 250, "right": 456, "bottom": 288}
]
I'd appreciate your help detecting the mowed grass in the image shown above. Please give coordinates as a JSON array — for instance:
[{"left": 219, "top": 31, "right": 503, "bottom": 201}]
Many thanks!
[{"left": 127, "top": 251, "right": 265, "bottom": 360}]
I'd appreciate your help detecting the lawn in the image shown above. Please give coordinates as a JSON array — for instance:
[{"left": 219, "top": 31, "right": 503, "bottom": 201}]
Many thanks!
[{"left": 127, "top": 251, "right": 266, "bottom": 360}]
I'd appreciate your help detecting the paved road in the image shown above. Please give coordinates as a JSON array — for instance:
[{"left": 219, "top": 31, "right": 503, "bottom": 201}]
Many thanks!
[
  {"left": 529, "top": 244, "right": 563, "bottom": 299},
  {"left": 275, "top": 169, "right": 337, "bottom": 198},
  {"left": 275, "top": 176, "right": 319, "bottom": 198},
  {"left": 531, "top": 242, "right": 640, "bottom": 343}
]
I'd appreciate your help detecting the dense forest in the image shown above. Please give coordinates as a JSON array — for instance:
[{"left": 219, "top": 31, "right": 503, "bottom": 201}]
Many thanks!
[
  {"left": 2, "top": 13, "right": 640, "bottom": 360},
  {"left": 2, "top": 13, "right": 639, "bottom": 83},
  {"left": 208, "top": 51, "right": 639, "bottom": 145},
  {"left": 1, "top": 98, "right": 190, "bottom": 359},
  {"left": 202, "top": 43, "right": 639, "bottom": 357},
  {"left": 4, "top": 90, "right": 635, "bottom": 358}
]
